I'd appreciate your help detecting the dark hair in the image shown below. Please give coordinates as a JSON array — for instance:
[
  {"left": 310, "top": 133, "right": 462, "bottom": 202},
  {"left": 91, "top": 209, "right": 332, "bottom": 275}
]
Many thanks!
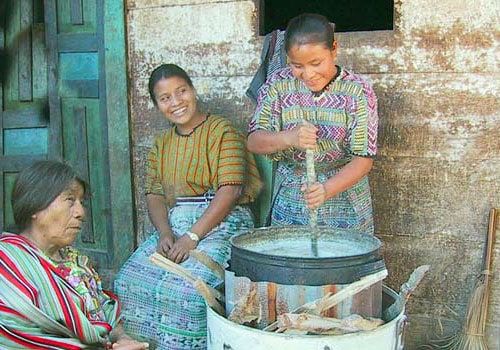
[
  {"left": 148, "top": 64, "right": 193, "bottom": 106},
  {"left": 284, "top": 13, "right": 335, "bottom": 53},
  {"left": 11, "top": 160, "right": 88, "bottom": 232}
]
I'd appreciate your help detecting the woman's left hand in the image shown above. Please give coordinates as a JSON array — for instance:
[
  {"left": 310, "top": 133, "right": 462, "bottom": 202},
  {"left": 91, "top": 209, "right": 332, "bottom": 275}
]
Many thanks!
[
  {"left": 167, "top": 234, "right": 197, "bottom": 263},
  {"left": 301, "top": 182, "right": 327, "bottom": 209}
]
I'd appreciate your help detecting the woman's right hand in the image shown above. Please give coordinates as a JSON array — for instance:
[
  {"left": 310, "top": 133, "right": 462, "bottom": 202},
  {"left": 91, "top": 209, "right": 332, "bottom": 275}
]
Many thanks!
[
  {"left": 288, "top": 122, "right": 318, "bottom": 150},
  {"left": 156, "top": 232, "right": 175, "bottom": 257}
]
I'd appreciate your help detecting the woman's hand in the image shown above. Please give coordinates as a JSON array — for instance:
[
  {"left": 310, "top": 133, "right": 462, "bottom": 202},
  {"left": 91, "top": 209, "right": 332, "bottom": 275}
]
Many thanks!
[
  {"left": 167, "top": 234, "right": 197, "bottom": 263},
  {"left": 289, "top": 122, "right": 318, "bottom": 150},
  {"left": 301, "top": 182, "right": 327, "bottom": 209},
  {"left": 111, "top": 338, "right": 149, "bottom": 349},
  {"left": 156, "top": 231, "right": 175, "bottom": 257},
  {"left": 109, "top": 325, "right": 149, "bottom": 349}
]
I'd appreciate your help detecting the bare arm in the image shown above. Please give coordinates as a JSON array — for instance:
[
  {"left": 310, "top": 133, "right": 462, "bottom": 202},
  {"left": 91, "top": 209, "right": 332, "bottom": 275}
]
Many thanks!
[
  {"left": 303, "top": 157, "right": 374, "bottom": 209},
  {"left": 146, "top": 193, "right": 175, "bottom": 256},
  {"left": 168, "top": 185, "right": 242, "bottom": 263},
  {"left": 247, "top": 123, "right": 318, "bottom": 155},
  {"left": 190, "top": 185, "right": 242, "bottom": 238},
  {"left": 324, "top": 157, "right": 373, "bottom": 198}
]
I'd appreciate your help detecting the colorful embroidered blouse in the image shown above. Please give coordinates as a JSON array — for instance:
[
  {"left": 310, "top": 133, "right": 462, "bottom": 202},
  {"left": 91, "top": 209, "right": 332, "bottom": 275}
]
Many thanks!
[
  {"left": 53, "top": 246, "right": 110, "bottom": 322},
  {"left": 248, "top": 66, "right": 378, "bottom": 168},
  {"left": 145, "top": 114, "right": 261, "bottom": 204}
]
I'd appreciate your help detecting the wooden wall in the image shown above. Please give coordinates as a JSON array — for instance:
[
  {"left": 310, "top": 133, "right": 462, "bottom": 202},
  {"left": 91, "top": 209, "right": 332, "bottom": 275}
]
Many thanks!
[{"left": 125, "top": 0, "right": 500, "bottom": 348}]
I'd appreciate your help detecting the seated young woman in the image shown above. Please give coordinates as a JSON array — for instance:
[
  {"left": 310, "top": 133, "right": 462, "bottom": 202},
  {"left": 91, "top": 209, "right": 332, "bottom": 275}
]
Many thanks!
[{"left": 114, "top": 64, "right": 261, "bottom": 349}]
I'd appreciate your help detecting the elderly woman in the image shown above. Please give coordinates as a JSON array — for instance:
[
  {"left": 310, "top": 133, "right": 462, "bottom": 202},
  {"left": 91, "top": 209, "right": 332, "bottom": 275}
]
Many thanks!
[{"left": 0, "top": 161, "right": 148, "bottom": 350}]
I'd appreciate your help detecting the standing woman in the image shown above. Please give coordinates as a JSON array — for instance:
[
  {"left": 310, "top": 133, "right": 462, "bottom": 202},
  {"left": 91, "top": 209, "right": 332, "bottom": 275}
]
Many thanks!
[
  {"left": 248, "top": 13, "right": 378, "bottom": 233},
  {"left": 114, "top": 64, "right": 261, "bottom": 349}
]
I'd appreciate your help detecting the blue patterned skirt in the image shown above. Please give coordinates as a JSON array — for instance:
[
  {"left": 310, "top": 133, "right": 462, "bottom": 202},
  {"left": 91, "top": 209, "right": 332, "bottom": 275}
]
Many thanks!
[{"left": 114, "top": 202, "right": 254, "bottom": 349}]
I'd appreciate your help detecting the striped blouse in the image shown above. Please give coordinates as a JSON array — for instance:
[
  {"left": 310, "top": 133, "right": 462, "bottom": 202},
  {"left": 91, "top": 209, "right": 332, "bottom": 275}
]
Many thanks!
[{"left": 145, "top": 115, "right": 261, "bottom": 204}]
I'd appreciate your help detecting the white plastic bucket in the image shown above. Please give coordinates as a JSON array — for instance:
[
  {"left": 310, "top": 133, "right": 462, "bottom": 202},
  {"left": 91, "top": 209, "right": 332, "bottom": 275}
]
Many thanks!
[{"left": 207, "top": 286, "right": 406, "bottom": 350}]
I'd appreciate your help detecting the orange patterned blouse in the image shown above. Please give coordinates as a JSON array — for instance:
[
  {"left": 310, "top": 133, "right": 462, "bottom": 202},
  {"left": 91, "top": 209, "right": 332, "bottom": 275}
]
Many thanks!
[{"left": 145, "top": 115, "right": 261, "bottom": 204}]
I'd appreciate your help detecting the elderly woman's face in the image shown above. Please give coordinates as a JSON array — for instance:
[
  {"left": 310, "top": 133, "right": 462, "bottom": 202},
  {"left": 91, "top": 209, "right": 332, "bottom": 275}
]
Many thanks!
[{"left": 33, "top": 181, "right": 85, "bottom": 250}]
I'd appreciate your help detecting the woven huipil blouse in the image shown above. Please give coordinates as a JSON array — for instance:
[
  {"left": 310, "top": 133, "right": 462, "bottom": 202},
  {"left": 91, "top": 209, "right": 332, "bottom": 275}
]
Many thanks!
[{"left": 249, "top": 66, "right": 378, "bottom": 233}]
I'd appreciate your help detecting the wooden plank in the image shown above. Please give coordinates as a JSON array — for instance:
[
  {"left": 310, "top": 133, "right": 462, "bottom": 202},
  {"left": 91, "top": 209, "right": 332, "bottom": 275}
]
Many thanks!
[
  {"left": 33, "top": 0, "right": 44, "bottom": 24},
  {"left": 32, "top": 23, "right": 48, "bottom": 100},
  {"left": 61, "top": 99, "right": 110, "bottom": 249},
  {"left": 3, "top": 128, "right": 48, "bottom": 156},
  {"left": 44, "top": 0, "right": 63, "bottom": 161},
  {"left": 4, "top": 0, "right": 20, "bottom": 109},
  {"left": 70, "top": 0, "right": 84, "bottom": 25},
  {"left": 61, "top": 100, "right": 90, "bottom": 241},
  {"left": 18, "top": 0, "right": 33, "bottom": 102},
  {"left": 0, "top": 1, "right": 5, "bottom": 50},
  {"left": 3, "top": 107, "right": 49, "bottom": 129},
  {"left": 58, "top": 33, "right": 98, "bottom": 52},
  {"left": 84, "top": 99, "right": 109, "bottom": 249},
  {"left": 72, "top": 105, "right": 94, "bottom": 243},
  {"left": 103, "top": 0, "right": 136, "bottom": 268},
  {"left": 0, "top": 155, "right": 47, "bottom": 172}
]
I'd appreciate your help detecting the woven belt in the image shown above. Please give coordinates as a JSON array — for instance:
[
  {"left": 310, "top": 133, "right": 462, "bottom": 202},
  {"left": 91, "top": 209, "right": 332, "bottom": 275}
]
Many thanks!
[{"left": 176, "top": 194, "right": 214, "bottom": 204}]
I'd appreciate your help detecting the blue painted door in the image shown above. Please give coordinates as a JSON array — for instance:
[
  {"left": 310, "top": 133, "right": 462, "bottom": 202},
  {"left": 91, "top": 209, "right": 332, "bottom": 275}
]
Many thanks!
[{"left": 0, "top": 0, "right": 134, "bottom": 282}]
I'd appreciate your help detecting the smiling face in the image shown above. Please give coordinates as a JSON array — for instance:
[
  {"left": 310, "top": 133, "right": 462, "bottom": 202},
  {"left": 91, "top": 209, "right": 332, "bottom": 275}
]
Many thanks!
[
  {"left": 30, "top": 181, "right": 86, "bottom": 254},
  {"left": 153, "top": 76, "right": 204, "bottom": 134},
  {"left": 287, "top": 41, "right": 338, "bottom": 92}
]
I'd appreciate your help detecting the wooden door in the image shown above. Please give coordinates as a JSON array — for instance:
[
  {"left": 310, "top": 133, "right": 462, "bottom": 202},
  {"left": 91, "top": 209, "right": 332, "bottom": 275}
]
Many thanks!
[{"left": 0, "top": 0, "right": 134, "bottom": 283}]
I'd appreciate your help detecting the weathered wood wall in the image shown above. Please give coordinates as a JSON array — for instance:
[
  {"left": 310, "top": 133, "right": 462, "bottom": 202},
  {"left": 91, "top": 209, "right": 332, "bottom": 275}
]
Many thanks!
[{"left": 125, "top": 0, "right": 499, "bottom": 348}]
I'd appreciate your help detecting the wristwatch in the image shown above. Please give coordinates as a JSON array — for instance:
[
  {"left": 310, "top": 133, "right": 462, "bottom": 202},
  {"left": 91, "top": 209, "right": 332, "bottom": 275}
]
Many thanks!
[{"left": 185, "top": 230, "right": 200, "bottom": 242}]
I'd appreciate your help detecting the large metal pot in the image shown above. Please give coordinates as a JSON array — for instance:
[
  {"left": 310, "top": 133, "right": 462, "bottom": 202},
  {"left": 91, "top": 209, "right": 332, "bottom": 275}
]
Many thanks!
[
  {"left": 226, "top": 226, "right": 386, "bottom": 326},
  {"left": 229, "top": 226, "right": 385, "bottom": 285}
]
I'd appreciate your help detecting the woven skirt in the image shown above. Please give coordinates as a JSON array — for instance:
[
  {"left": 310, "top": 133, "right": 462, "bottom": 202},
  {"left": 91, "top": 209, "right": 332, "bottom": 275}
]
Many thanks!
[
  {"left": 271, "top": 168, "right": 374, "bottom": 234},
  {"left": 114, "top": 202, "right": 254, "bottom": 349}
]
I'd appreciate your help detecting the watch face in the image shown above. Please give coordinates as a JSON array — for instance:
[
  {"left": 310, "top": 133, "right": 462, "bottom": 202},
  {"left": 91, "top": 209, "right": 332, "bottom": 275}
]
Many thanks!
[{"left": 187, "top": 231, "right": 199, "bottom": 241}]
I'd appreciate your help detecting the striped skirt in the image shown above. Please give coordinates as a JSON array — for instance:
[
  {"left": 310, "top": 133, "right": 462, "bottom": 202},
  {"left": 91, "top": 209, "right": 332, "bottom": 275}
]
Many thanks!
[{"left": 114, "top": 202, "right": 254, "bottom": 349}]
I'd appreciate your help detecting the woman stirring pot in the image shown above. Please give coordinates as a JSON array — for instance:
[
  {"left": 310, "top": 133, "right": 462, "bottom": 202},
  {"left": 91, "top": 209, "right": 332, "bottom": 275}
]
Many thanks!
[{"left": 248, "top": 13, "right": 379, "bottom": 234}]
